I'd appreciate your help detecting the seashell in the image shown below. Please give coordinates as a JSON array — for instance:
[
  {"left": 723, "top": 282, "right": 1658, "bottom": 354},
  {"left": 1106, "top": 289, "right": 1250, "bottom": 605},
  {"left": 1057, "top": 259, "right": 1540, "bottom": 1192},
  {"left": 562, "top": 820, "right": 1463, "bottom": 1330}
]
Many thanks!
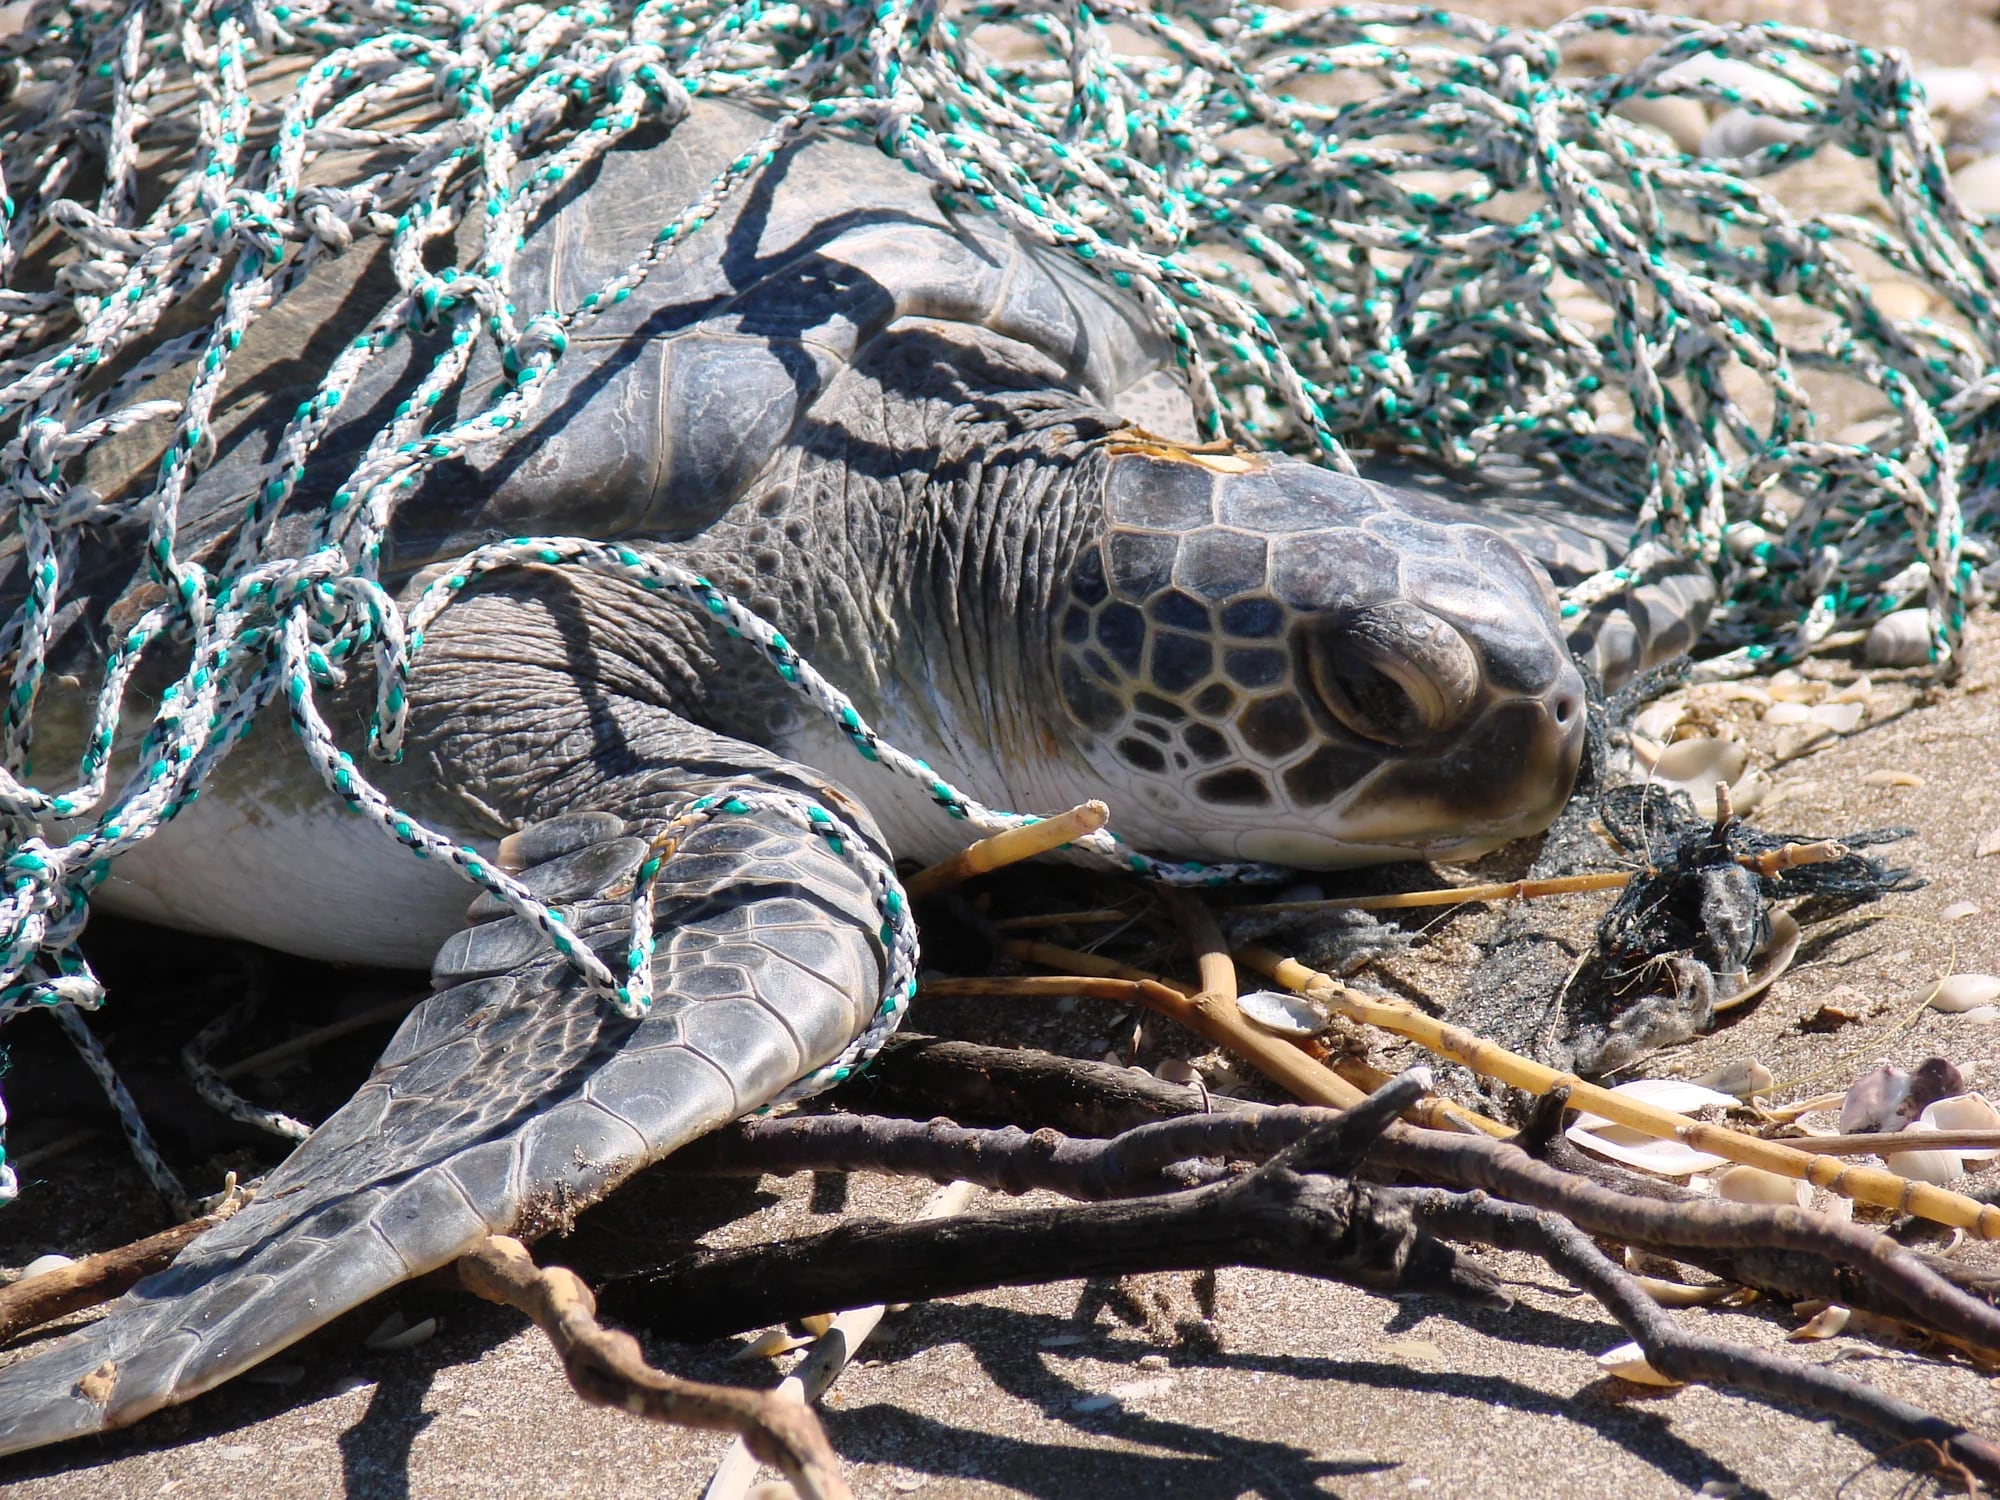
[
  {"left": 1863, "top": 770, "right": 1923, "bottom": 788},
  {"left": 734, "top": 1328, "right": 815, "bottom": 1361},
  {"left": 1927, "top": 975, "right": 2000, "bottom": 1013},
  {"left": 1567, "top": 1080, "right": 1739, "bottom": 1177},
  {"left": 1953, "top": 154, "right": 2000, "bottom": 215},
  {"left": 1597, "top": 1341, "right": 1683, "bottom": 1387},
  {"left": 1809, "top": 700, "right": 1865, "bottom": 733},
  {"left": 1614, "top": 94, "right": 1709, "bottom": 153},
  {"left": 1820, "top": 1193, "right": 1855, "bottom": 1222},
  {"left": 1789, "top": 1304, "right": 1852, "bottom": 1341},
  {"left": 1841, "top": 1058, "right": 1966, "bottom": 1133},
  {"left": 365, "top": 1312, "right": 439, "bottom": 1351},
  {"left": 1701, "top": 108, "right": 1812, "bottom": 158},
  {"left": 1715, "top": 1165, "right": 1810, "bottom": 1208},
  {"left": 1636, "top": 735, "right": 1751, "bottom": 816},
  {"left": 1980, "top": 826, "right": 2000, "bottom": 859},
  {"left": 1828, "top": 676, "right": 1873, "bottom": 705},
  {"left": 1868, "top": 281, "right": 1932, "bottom": 322},
  {"left": 1762, "top": 701, "right": 1812, "bottom": 726},
  {"left": 1941, "top": 900, "right": 1981, "bottom": 921},
  {"left": 1765, "top": 672, "right": 1819, "bottom": 703},
  {"left": 1885, "top": 1124, "right": 1965, "bottom": 1185},
  {"left": 1957, "top": 1006, "right": 2000, "bottom": 1024},
  {"left": 17, "top": 1254, "right": 73, "bottom": 1283},
  {"left": 1154, "top": 1058, "right": 1199, "bottom": 1087},
  {"left": 1863, "top": 608, "right": 1934, "bottom": 667},
  {"left": 1234, "top": 988, "right": 1330, "bottom": 1037},
  {"left": 1917, "top": 1093, "right": 2000, "bottom": 1166},
  {"left": 1918, "top": 67, "right": 1995, "bottom": 117},
  {"left": 1632, "top": 703, "right": 1685, "bottom": 742},
  {"left": 1728, "top": 769, "right": 1772, "bottom": 815},
  {"left": 1715, "top": 910, "right": 1799, "bottom": 1014},
  {"left": 1692, "top": 1060, "right": 1775, "bottom": 1099}
]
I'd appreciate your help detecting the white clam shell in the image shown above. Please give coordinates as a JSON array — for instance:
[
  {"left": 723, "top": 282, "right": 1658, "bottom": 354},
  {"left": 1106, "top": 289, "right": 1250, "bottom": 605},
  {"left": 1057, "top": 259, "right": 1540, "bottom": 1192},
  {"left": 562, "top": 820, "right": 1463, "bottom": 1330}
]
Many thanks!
[
  {"left": 1884, "top": 1126, "right": 1965, "bottom": 1185},
  {"left": 1233, "top": 989, "right": 1329, "bottom": 1038},
  {"left": 1762, "top": 701, "right": 1811, "bottom": 726},
  {"left": 1954, "top": 155, "right": 2000, "bottom": 216},
  {"left": 1597, "top": 1341, "right": 1683, "bottom": 1387},
  {"left": 1941, "top": 900, "right": 1981, "bottom": 921},
  {"left": 1917, "top": 1093, "right": 2000, "bottom": 1166},
  {"left": 1927, "top": 975, "right": 2000, "bottom": 1013},
  {"left": 1636, "top": 736, "right": 1750, "bottom": 816},
  {"left": 1567, "top": 1080, "right": 1739, "bottom": 1177},
  {"left": 1808, "top": 700, "right": 1865, "bottom": 734},
  {"left": 1714, "top": 1165, "right": 1810, "bottom": 1208},
  {"left": 1918, "top": 67, "right": 1995, "bottom": 116}
]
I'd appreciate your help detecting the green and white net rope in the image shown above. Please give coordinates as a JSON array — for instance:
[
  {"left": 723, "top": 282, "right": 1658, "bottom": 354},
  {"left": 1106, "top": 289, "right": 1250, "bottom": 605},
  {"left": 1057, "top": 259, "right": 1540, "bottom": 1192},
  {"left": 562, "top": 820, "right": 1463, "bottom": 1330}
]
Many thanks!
[{"left": 0, "top": 0, "right": 1992, "bottom": 1203}]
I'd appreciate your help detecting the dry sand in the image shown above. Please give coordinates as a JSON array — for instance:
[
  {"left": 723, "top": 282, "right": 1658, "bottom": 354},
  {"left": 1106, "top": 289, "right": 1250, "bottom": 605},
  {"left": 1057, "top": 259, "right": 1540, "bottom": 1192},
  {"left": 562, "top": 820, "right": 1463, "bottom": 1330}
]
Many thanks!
[{"left": 10, "top": 2, "right": 2000, "bottom": 1497}]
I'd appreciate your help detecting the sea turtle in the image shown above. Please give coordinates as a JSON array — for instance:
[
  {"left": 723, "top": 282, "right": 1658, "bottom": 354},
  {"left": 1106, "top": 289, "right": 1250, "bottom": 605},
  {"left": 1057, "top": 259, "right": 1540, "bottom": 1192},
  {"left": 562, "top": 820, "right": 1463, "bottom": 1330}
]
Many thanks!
[{"left": 0, "top": 98, "right": 1701, "bottom": 1455}]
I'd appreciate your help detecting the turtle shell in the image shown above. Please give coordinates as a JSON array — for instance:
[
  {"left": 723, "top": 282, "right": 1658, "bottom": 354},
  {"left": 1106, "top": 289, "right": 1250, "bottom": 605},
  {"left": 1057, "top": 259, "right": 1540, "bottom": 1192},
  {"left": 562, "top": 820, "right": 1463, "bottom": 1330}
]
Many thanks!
[{"left": 57, "top": 101, "right": 1169, "bottom": 595}]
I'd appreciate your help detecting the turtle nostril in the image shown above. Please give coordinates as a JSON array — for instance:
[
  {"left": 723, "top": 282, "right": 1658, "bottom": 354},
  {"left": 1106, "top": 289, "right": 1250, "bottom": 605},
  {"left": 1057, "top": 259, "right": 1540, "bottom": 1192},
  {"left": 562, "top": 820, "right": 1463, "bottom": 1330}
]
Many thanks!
[{"left": 1553, "top": 691, "right": 1579, "bottom": 728}]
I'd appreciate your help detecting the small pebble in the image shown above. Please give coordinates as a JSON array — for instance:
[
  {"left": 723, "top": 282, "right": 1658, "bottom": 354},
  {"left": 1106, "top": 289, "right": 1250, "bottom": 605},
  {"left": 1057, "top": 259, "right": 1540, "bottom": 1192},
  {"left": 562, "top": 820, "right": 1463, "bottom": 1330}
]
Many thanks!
[
  {"left": 17, "top": 1254, "right": 74, "bottom": 1283},
  {"left": 1072, "top": 1394, "right": 1119, "bottom": 1414},
  {"left": 1136, "top": 1353, "right": 1170, "bottom": 1372}
]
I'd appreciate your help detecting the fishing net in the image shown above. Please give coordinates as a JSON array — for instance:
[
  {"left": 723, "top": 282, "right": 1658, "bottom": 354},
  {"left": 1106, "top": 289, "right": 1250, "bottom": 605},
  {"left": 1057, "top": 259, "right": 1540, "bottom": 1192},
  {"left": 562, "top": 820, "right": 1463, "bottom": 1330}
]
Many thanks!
[{"left": 0, "top": 0, "right": 1991, "bottom": 1202}]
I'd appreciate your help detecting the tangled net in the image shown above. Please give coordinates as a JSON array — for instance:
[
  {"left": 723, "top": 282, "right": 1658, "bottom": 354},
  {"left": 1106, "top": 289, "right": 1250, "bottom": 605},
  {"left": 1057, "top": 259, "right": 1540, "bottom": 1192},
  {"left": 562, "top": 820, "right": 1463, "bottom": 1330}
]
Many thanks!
[{"left": 0, "top": 0, "right": 1994, "bottom": 1203}]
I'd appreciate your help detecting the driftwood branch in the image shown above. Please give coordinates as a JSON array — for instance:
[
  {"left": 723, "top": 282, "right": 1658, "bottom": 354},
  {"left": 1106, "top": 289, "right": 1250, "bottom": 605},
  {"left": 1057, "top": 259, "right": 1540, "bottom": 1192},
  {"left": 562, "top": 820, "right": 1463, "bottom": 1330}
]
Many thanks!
[
  {"left": 604, "top": 1077, "right": 1500, "bottom": 1337},
  {"left": 457, "top": 1236, "right": 851, "bottom": 1500},
  {"left": 1411, "top": 1190, "right": 2000, "bottom": 1487}
]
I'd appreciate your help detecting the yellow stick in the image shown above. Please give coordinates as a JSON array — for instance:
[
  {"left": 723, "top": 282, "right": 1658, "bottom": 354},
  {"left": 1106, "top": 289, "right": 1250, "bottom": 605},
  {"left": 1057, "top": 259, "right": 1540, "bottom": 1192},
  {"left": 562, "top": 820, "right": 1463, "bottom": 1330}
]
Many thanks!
[
  {"left": 1241, "top": 947, "right": 2000, "bottom": 1239},
  {"left": 904, "top": 801, "right": 1108, "bottom": 900},
  {"left": 1225, "top": 840, "right": 1847, "bottom": 918}
]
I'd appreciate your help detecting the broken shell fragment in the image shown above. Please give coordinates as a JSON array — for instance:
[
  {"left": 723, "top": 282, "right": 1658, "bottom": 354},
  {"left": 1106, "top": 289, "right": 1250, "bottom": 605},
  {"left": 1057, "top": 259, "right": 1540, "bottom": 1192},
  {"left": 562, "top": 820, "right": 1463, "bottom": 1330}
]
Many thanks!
[
  {"left": 1940, "top": 900, "right": 1981, "bottom": 921},
  {"left": 1691, "top": 1060, "right": 1775, "bottom": 1099},
  {"left": 1234, "top": 988, "right": 1331, "bottom": 1038},
  {"left": 1634, "top": 735, "right": 1751, "bottom": 816},
  {"left": 1927, "top": 975, "right": 2000, "bottom": 1013},
  {"left": 1567, "top": 1081, "right": 1739, "bottom": 1177},
  {"left": 1597, "top": 1341, "right": 1683, "bottom": 1387},
  {"left": 1788, "top": 1304, "right": 1852, "bottom": 1342}
]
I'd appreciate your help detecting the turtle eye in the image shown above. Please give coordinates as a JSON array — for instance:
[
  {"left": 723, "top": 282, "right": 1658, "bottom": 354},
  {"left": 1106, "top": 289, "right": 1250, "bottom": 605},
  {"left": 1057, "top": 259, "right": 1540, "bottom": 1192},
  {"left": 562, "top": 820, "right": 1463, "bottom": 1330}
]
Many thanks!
[{"left": 1306, "top": 602, "right": 1480, "bottom": 747}]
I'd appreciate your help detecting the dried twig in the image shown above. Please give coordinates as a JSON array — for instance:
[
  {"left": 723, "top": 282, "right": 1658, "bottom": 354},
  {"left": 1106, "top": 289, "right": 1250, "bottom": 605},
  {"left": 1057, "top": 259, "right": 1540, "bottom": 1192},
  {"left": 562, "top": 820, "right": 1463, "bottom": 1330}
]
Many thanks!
[
  {"left": 904, "top": 801, "right": 1108, "bottom": 900},
  {"left": 1223, "top": 841, "right": 1847, "bottom": 918},
  {"left": 1246, "top": 949, "right": 2000, "bottom": 1239},
  {"left": 0, "top": 1199, "right": 243, "bottom": 1344},
  {"left": 1409, "top": 1190, "right": 2000, "bottom": 1487},
  {"left": 457, "top": 1236, "right": 851, "bottom": 1500}
]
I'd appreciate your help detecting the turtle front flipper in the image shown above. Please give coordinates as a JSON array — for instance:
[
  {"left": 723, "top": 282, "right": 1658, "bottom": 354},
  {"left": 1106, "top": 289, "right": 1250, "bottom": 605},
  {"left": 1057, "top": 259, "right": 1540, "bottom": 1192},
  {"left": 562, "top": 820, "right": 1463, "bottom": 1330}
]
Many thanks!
[{"left": 0, "top": 780, "right": 893, "bottom": 1456}]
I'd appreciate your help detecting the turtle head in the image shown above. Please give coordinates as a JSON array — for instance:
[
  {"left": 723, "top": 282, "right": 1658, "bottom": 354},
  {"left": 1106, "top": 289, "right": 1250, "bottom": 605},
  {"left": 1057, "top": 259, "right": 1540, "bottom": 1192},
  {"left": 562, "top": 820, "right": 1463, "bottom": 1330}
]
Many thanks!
[{"left": 1049, "top": 439, "right": 1586, "bottom": 868}]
